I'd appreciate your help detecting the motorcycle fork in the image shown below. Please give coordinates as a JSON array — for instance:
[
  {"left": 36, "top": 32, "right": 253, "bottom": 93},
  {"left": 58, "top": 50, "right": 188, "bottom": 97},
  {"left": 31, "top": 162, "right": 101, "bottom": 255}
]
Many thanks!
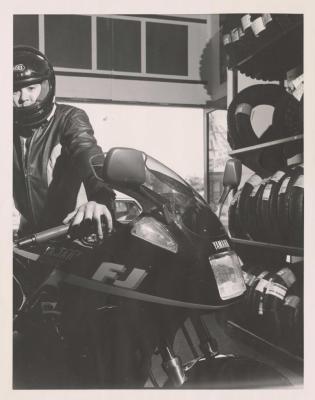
[
  {"left": 158, "top": 313, "right": 219, "bottom": 387},
  {"left": 190, "top": 312, "right": 219, "bottom": 358},
  {"left": 159, "top": 338, "right": 187, "bottom": 387}
]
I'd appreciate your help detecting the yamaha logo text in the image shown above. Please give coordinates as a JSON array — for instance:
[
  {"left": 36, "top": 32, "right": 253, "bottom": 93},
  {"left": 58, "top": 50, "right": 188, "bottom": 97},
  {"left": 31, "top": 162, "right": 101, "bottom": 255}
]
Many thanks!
[{"left": 212, "top": 239, "right": 230, "bottom": 251}]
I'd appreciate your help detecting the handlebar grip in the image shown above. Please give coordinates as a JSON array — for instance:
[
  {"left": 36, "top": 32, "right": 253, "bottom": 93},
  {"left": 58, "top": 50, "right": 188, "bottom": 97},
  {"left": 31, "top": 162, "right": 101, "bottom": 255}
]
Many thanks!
[
  {"left": 34, "top": 224, "right": 70, "bottom": 243},
  {"left": 16, "top": 224, "right": 70, "bottom": 247}
]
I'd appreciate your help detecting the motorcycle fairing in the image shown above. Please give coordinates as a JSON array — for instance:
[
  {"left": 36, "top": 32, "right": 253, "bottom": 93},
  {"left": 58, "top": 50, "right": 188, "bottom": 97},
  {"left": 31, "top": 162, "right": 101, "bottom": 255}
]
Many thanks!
[
  {"left": 15, "top": 148, "right": 246, "bottom": 311},
  {"left": 14, "top": 223, "right": 245, "bottom": 310}
]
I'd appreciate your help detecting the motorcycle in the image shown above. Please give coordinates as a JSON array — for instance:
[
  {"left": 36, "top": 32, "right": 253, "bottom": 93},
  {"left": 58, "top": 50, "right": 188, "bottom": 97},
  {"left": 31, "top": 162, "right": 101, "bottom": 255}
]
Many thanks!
[{"left": 13, "top": 147, "right": 290, "bottom": 389}]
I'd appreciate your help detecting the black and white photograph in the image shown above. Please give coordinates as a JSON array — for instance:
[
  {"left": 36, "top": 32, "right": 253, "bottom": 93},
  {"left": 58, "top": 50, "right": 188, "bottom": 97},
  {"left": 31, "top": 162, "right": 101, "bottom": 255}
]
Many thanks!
[{"left": 1, "top": 0, "right": 314, "bottom": 398}]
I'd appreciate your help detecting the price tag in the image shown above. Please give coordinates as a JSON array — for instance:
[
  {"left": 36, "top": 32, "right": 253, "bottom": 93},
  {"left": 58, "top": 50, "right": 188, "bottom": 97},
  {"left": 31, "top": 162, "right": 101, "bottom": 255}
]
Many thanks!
[
  {"left": 231, "top": 191, "right": 240, "bottom": 205},
  {"left": 277, "top": 267, "right": 296, "bottom": 288},
  {"left": 247, "top": 174, "right": 262, "bottom": 187},
  {"left": 235, "top": 103, "right": 252, "bottom": 116},
  {"left": 292, "top": 83, "right": 304, "bottom": 101},
  {"left": 241, "top": 14, "right": 251, "bottom": 30},
  {"left": 284, "top": 295, "right": 300, "bottom": 308},
  {"left": 290, "top": 74, "right": 304, "bottom": 90},
  {"left": 262, "top": 183, "right": 272, "bottom": 200},
  {"left": 262, "top": 14, "right": 272, "bottom": 25},
  {"left": 279, "top": 177, "right": 290, "bottom": 194},
  {"left": 271, "top": 170, "right": 285, "bottom": 183},
  {"left": 251, "top": 16, "right": 265, "bottom": 36},
  {"left": 293, "top": 175, "right": 304, "bottom": 188},
  {"left": 243, "top": 271, "right": 255, "bottom": 286},
  {"left": 239, "top": 26, "right": 245, "bottom": 38},
  {"left": 231, "top": 27, "right": 240, "bottom": 42},
  {"left": 223, "top": 34, "right": 231, "bottom": 45},
  {"left": 222, "top": 33, "right": 232, "bottom": 46},
  {"left": 250, "top": 184, "right": 261, "bottom": 197},
  {"left": 265, "top": 282, "right": 287, "bottom": 300},
  {"left": 255, "top": 278, "right": 269, "bottom": 293}
]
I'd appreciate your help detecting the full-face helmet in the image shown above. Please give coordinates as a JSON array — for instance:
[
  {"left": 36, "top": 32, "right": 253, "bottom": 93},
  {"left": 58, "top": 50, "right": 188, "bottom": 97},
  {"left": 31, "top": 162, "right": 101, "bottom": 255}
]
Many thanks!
[{"left": 13, "top": 46, "right": 56, "bottom": 128}]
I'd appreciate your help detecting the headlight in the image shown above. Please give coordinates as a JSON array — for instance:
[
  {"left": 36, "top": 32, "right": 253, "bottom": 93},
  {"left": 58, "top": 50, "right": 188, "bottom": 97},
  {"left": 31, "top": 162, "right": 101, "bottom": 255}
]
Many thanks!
[
  {"left": 209, "top": 250, "right": 246, "bottom": 300},
  {"left": 131, "top": 216, "right": 178, "bottom": 253}
]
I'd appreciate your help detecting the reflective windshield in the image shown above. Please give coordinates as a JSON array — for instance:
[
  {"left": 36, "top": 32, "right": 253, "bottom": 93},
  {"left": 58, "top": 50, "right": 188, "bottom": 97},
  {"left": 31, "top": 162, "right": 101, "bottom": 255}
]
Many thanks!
[
  {"left": 90, "top": 150, "right": 213, "bottom": 234},
  {"left": 143, "top": 155, "right": 211, "bottom": 233}
]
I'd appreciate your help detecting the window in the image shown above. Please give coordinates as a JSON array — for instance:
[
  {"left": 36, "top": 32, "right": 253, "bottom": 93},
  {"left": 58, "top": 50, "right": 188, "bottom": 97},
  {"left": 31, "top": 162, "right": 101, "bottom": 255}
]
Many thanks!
[
  {"left": 64, "top": 102, "right": 204, "bottom": 195},
  {"left": 44, "top": 15, "right": 92, "bottom": 69},
  {"left": 146, "top": 22, "right": 188, "bottom": 76},
  {"left": 97, "top": 17, "right": 141, "bottom": 72},
  {"left": 14, "top": 15, "right": 39, "bottom": 48}
]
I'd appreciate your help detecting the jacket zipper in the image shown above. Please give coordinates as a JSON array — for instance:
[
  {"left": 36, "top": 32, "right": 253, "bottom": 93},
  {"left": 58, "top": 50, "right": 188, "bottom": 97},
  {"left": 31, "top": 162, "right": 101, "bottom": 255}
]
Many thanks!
[
  {"left": 23, "top": 129, "right": 38, "bottom": 228},
  {"left": 23, "top": 118, "right": 54, "bottom": 229}
]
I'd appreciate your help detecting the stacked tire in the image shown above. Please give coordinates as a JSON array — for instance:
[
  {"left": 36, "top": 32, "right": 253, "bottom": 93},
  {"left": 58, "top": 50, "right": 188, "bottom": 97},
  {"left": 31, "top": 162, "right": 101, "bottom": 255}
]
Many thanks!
[
  {"left": 227, "top": 84, "right": 303, "bottom": 177},
  {"left": 228, "top": 164, "right": 304, "bottom": 246},
  {"left": 222, "top": 14, "right": 302, "bottom": 81},
  {"left": 241, "top": 262, "right": 303, "bottom": 355}
]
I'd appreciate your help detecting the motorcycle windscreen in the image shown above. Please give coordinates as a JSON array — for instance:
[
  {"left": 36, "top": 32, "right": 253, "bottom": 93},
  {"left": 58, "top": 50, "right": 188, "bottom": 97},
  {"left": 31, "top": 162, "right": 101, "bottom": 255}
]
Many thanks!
[
  {"left": 209, "top": 251, "right": 246, "bottom": 300},
  {"left": 90, "top": 149, "right": 226, "bottom": 238}
]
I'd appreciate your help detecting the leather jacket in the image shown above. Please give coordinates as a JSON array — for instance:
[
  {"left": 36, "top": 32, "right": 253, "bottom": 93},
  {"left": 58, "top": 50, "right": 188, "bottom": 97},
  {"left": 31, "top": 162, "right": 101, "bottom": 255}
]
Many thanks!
[{"left": 13, "top": 103, "right": 115, "bottom": 233}]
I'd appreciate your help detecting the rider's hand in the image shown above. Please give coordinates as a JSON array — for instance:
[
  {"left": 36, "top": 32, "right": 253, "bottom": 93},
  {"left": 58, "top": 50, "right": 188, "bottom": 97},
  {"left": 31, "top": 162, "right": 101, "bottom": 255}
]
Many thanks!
[{"left": 63, "top": 201, "right": 113, "bottom": 239}]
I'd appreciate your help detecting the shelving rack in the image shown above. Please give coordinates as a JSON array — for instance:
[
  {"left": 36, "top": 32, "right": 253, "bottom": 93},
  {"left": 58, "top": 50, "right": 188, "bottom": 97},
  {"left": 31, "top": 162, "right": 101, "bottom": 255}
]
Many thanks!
[
  {"left": 229, "top": 135, "right": 303, "bottom": 157},
  {"left": 229, "top": 135, "right": 303, "bottom": 176},
  {"left": 230, "top": 237, "right": 303, "bottom": 257},
  {"left": 222, "top": 14, "right": 304, "bottom": 366}
]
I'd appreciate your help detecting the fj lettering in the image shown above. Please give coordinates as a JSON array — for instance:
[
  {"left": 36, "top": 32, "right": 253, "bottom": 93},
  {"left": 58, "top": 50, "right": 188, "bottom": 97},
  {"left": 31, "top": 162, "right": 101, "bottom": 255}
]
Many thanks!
[{"left": 92, "top": 262, "right": 147, "bottom": 290}]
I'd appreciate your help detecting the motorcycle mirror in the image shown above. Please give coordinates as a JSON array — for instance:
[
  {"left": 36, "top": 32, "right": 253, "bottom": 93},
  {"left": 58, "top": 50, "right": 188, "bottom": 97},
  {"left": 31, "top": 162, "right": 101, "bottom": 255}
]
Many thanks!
[
  {"left": 222, "top": 158, "right": 242, "bottom": 189},
  {"left": 102, "top": 147, "right": 146, "bottom": 186},
  {"left": 218, "top": 158, "right": 242, "bottom": 219}
]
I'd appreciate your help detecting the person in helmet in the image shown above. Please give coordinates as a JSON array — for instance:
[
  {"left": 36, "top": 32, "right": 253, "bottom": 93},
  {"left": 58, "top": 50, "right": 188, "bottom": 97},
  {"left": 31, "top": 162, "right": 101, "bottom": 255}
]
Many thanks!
[{"left": 13, "top": 46, "right": 115, "bottom": 237}]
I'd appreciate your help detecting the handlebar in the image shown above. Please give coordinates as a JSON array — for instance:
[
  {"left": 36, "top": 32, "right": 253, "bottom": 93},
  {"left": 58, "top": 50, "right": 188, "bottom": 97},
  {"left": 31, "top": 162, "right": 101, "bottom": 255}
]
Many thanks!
[
  {"left": 15, "top": 217, "right": 115, "bottom": 248},
  {"left": 15, "top": 224, "right": 70, "bottom": 247}
]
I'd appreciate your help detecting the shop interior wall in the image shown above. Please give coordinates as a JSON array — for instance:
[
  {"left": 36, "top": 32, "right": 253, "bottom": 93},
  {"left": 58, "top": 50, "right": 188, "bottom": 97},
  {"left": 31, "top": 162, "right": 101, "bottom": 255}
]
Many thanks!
[{"left": 64, "top": 101, "right": 204, "bottom": 186}]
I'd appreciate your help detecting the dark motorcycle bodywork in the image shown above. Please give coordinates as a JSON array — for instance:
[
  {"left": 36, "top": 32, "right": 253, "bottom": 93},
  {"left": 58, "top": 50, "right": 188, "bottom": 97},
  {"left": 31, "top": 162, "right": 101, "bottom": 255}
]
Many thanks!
[{"left": 13, "top": 148, "right": 250, "bottom": 388}]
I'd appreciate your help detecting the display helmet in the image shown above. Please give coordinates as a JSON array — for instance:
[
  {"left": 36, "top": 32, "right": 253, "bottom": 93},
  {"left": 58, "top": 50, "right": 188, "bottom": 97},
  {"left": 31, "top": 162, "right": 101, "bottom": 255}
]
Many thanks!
[{"left": 13, "top": 46, "right": 56, "bottom": 128}]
